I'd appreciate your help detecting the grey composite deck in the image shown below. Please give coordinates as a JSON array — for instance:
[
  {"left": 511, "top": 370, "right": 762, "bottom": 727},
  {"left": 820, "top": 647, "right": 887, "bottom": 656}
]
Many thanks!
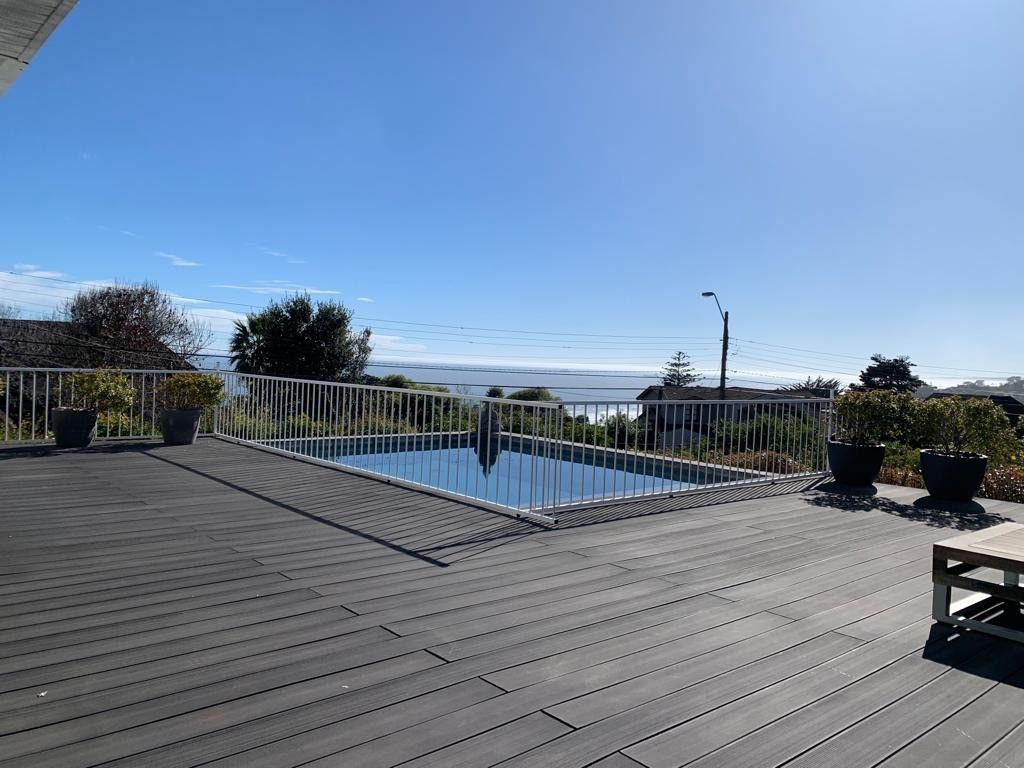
[{"left": 2, "top": 438, "right": 1024, "bottom": 767}]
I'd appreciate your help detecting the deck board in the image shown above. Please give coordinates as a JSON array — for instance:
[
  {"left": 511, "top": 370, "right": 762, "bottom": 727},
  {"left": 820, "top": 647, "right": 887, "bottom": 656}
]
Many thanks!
[{"left": 2, "top": 438, "right": 1024, "bottom": 767}]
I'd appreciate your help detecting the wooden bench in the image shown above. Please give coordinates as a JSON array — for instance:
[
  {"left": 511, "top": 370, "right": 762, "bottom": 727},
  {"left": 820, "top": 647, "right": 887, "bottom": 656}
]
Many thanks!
[{"left": 933, "top": 522, "right": 1024, "bottom": 643}]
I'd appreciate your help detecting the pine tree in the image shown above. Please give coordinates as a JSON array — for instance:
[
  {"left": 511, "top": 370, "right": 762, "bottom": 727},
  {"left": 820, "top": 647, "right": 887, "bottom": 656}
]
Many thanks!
[
  {"left": 856, "top": 354, "right": 924, "bottom": 393},
  {"left": 661, "top": 351, "right": 699, "bottom": 387}
]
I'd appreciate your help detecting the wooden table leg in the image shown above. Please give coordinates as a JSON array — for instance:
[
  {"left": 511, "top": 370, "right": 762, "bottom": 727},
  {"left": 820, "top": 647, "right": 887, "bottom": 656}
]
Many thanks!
[
  {"left": 933, "top": 556, "right": 952, "bottom": 623},
  {"left": 1005, "top": 571, "right": 1021, "bottom": 624}
]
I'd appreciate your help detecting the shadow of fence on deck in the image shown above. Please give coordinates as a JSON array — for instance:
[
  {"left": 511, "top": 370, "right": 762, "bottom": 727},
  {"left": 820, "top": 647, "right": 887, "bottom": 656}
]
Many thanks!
[
  {"left": 552, "top": 477, "right": 828, "bottom": 528},
  {"left": 5, "top": 441, "right": 859, "bottom": 565},
  {"left": 136, "top": 442, "right": 544, "bottom": 566}
]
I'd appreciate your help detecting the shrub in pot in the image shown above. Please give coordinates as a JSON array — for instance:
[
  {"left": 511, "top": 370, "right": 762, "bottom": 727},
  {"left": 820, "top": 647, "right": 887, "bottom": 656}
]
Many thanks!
[
  {"left": 157, "top": 372, "right": 225, "bottom": 445},
  {"left": 828, "top": 391, "right": 914, "bottom": 486},
  {"left": 54, "top": 370, "right": 135, "bottom": 448},
  {"left": 918, "top": 396, "right": 1018, "bottom": 501}
]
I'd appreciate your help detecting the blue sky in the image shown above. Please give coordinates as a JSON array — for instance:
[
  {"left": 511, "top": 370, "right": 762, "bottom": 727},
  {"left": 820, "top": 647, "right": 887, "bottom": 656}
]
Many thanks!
[{"left": 1, "top": 1, "right": 1022, "bottom": 388}]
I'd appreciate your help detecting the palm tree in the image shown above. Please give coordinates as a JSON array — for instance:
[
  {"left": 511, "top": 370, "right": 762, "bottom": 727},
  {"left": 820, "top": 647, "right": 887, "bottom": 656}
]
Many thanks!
[
  {"left": 781, "top": 376, "right": 844, "bottom": 396},
  {"left": 228, "top": 316, "right": 268, "bottom": 373}
]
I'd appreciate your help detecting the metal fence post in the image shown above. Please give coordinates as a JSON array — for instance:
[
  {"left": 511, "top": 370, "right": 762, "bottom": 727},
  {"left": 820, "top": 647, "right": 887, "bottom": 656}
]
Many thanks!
[{"left": 826, "top": 388, "right": 836, "bottom": 472}]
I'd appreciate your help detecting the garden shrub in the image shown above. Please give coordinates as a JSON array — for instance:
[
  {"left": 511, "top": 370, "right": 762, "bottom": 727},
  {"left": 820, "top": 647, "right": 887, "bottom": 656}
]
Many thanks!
[
  {"left": 832, "top": 390, "right": 919, "bottom": 445},
  {"left": 877, "top": 466, "right": 925, "bottom": 489},
  {"left": 67, "top": 370, "right": 134, "bottom": 412},
  {"left": 93, "top": 413, "right": 161, "bottom": 437},
  {"left": 919, "top": 396, "right": 1019, "bottom": 464},
  {"left": 723, "top": 451, "right": 812, "bottom": 474},
  {"left": 158, "top": 373, "right": 225, "bottom": 410},
  {"left": 882, "top": 442, "right": 921, "bottom": 472},
  {"left": 979, "top": 467, "right": 1024, "bottom": 504},
  {"left": 709, "top": 413, "right": 825, "bottom": 468}
]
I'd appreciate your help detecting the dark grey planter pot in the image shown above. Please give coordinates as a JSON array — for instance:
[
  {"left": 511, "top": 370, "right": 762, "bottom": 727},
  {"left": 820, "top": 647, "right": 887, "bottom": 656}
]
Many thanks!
[
  {"left": 160, "top": 408, "right": 203, "bottom": 446},
  {"left": 52, "top": 408, "right": 97, "bottom": 448},
  {"left": 827, "top": 439, "right": 885, "bottom": 486},
  {"left": 920, "top": 449, "right": 988, "bottom": 502}
]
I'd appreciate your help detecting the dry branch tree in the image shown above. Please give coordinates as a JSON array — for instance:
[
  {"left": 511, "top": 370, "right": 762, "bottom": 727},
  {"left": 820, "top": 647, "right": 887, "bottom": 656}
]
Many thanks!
[{"left": 61, "top": 282, "right": 211, "bottom": 368}]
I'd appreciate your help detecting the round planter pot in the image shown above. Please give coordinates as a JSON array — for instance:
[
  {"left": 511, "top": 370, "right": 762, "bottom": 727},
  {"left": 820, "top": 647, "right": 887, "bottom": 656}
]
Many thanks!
[
  {"left": 920, "top": 449, "right": 988, "bottom": 502},
  {"left": 827, "top": 439, "right": 885, "bottom": 486},
  {"left": 160, "top": 408, "right": 203, "bottom": 446},
  {"left": 52, "top": 408, "right": 98, "bottom": 448}
]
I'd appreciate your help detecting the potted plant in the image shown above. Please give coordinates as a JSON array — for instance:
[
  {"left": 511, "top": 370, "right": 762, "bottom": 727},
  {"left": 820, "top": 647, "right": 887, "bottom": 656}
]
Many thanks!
[
  {"left": 828, "top": 391, "right": 906, "bottom": 486},
  {"left": 919, "top": 396, "right": 1016, "bottom": 501},
  {"left": 53, "top": 369, "right": 135, "bottom": 448},
  {"left": 157, "top": 372, "right": 225, "bottom": 445}
]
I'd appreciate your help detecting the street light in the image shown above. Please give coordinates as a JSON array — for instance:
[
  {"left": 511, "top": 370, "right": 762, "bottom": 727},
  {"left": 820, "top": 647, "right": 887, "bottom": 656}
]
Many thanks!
[{"left": 701, "top": 291, "right": 729, "bottom": 399}]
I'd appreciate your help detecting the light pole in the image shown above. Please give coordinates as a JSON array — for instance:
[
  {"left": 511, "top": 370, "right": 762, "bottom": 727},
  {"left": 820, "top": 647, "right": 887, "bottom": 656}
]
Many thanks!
[{"left": 701, "top": 291, "right": 729, "bottom": 400}]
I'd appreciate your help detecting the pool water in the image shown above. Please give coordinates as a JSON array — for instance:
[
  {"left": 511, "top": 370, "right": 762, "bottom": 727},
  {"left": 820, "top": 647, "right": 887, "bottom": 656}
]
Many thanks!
[{"left": 327, "top": 444, "right": 691, "bottom": 509}]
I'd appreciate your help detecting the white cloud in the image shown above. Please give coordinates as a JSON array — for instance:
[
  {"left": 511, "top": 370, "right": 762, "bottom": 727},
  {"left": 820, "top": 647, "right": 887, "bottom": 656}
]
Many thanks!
[
  {"left": 369, "top": 333, "right": 427, "bottom": 353},
  {"left": 186, "top": 306, "right": 248, "bottom": 340},
  {"left": 250, "top": 243, "right": 298, "bottom": 260},
  {"left": 11, "top": 263, "right": 66, "bottom": 279},
  {"left": 210, "top": 280, "right": 340, "bottom": 295},
  {"left": 96, "top": 225, "right": 140, "bottom": 237},
  {"left": 158, "top": 251, "right": 201, "bottom": 268},
  {"left": 357, "top": 297, "right": 374, "bottom": 303},
  {"left": 0, "top": 272, "right": 79, "bottom": 315},
  {"left": 164, "top": 291, "right": 208, "bottom": 306}
]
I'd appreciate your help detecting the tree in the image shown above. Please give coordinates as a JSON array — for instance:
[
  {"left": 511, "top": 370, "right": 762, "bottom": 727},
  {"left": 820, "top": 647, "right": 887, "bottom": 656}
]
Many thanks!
[
  {"left": 376, "top": 373, "right": 448, "bottom": 393},
  {"left": 781, "top": 376, "right": 844, "bottom": 396},
  {"left": 856, "top": 354, "right": 924, "bottom": 393},
  {"left": 0, "top": 302, "right": 20, "bottom": 319},
  {"left": 661, "top": 351, "right": 698, "bottom": 387},
  {"left": 506, "top": 387, "right": 559, "bottom": 402},
  {"left": 229, "top": 293, "right": 371, "bottom": 381},
  {"left": 63, "top": 281, "right": 210, "bottom": 368},
  {"left": 485, "top": 386, "right": 505, "bottom": 399}
]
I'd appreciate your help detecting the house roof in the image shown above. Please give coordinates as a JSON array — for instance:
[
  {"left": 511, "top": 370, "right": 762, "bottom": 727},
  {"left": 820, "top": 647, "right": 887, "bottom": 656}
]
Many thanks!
[
  {"left": 927, "top": 391, "right": 1024, "bottom": 418},
  {"left": 0, "top": 319, "right": 195, "bottom": 370},
  {"left": 0, "top": 0, "right": 78, "bottom": 96},
  {"left": 636, "top": 385, "right": 811, "bottom": 402}
]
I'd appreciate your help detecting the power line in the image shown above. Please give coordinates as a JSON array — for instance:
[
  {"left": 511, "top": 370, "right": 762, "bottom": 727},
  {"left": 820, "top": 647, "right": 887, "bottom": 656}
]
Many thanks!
[
  {"left": 736, "top": 337, "right": 1024, "bottom": 377},
  {"left": 730, "top": 351, "right": 862, "bottom": 377},
  {"left": 363, "top": 362, "right": 662, "bottom": 378},
  {"left": 351, "top": 315, "right": 717, "bottom": 341},
  {"left": 1, "top": 272, "right": 718, "bottom": 341},
  {"left": 3, "top": 274, "right": 1021, "bottom": 379},
  {"left": 0, "top": 284, "right": 718, "bottom": 354},
  {"left": 0, "top": 336, "right": 677, "bottom": 381}
]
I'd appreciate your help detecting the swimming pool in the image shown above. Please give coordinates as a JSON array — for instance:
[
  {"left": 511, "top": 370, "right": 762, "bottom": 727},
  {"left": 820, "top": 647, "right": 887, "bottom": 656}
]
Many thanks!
[
  {"left": 268, "top": 432, "right": 765, "bottom": 515},
  {"left": 330, "top": 443, "right": 693, "bottom": 509}
]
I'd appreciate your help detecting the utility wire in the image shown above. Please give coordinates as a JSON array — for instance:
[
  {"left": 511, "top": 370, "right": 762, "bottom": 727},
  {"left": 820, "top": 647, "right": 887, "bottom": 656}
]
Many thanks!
[{"left": 3, "top": 274, "right": 1021, "bottom": 379}]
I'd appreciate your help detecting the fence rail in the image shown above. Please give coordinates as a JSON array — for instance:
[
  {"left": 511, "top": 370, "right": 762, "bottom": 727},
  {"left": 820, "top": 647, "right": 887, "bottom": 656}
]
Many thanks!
[
  {"left": 212, "top": 372, "right": 832, "bottom": 521},
  {"left": 0, "top": 368, "right": 194, "bottom": 443},
  {"left": 2, "top": 367, "right": 832, "bottom": 522}
]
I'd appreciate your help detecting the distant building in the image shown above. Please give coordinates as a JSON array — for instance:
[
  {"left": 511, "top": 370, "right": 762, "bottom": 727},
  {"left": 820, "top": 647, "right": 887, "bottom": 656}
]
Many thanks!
[
  {"left": 637, "top": 385, "right": 804, "bottom": 403},
  {"left": 0, "top": 319, "right": 195, "bottom": 370},
  {"left": 636, "top": 385, "right": 813, "bottom": 443},
  {"left": 926, "top": 392, "right": 1024, "bottom": 430}
]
